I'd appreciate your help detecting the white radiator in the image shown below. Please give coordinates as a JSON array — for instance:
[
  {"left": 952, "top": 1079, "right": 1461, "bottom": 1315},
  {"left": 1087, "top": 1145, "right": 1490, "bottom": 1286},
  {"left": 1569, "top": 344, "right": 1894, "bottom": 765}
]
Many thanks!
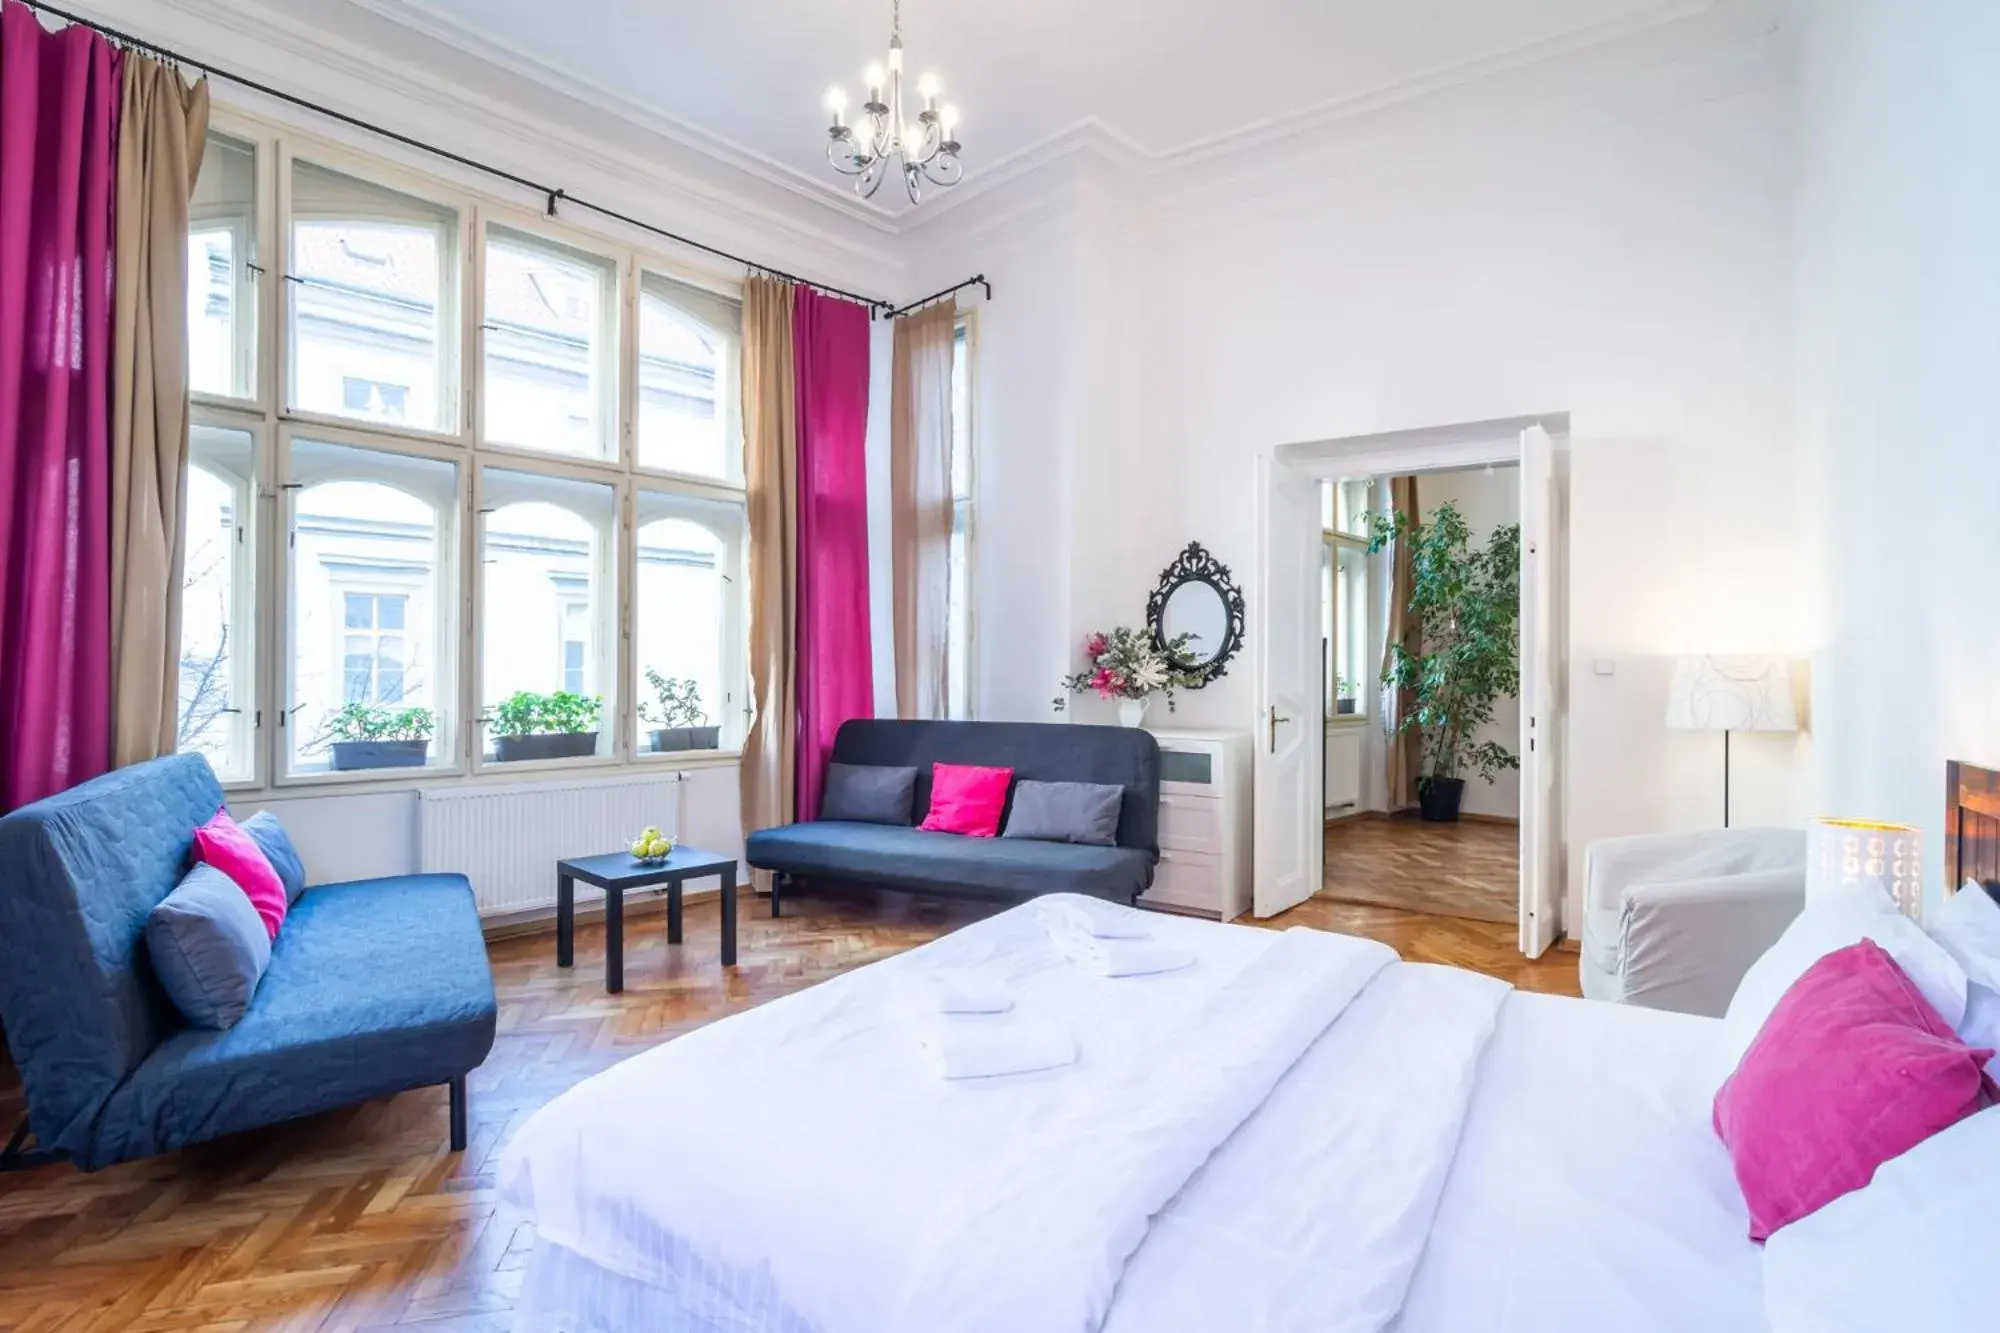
[{"left": 420, "top": 773, "right": 688, "bottom": 917}]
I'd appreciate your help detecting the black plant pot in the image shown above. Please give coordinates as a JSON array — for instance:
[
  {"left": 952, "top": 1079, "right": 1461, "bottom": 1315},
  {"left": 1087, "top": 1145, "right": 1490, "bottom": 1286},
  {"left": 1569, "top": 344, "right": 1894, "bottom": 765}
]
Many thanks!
[
  {"left": 329, "top": 739, "right": 429, "bottom": 771},
  {"left": 1417, "top": 776, "right": 1466, "bottom": 823},
  {"left": 688, "top": 725, "right": 720, "bottom": 750},
  {"left": 1336, "top": 698, "right": 1358, "bottom": 716},
  {"left": 650, "top": 726, "right": 722, "bottom": 754},
  {"left": 493, "top": 731, "right": 599, "bottom": 763}
]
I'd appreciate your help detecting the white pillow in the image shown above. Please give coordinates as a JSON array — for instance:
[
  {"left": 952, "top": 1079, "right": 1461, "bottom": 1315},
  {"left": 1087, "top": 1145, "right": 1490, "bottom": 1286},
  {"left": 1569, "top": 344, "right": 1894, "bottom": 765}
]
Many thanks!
[
  {"left": 1719, "top": 882, "right": 1969, "bottom": 1077},
  {"left": 1931, "top": 884, "right": 2000, "bottom": 1078},
  {"left": 1763, "top": 1107, "right": 2000, "bottom": 1332}
]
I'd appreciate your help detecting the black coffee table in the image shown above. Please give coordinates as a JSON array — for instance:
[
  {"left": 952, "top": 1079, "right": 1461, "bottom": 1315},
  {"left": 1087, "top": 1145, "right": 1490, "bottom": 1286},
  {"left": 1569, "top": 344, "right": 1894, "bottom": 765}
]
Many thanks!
[{"left": 556, "top": 846, "right": 738, "bottom": 992}]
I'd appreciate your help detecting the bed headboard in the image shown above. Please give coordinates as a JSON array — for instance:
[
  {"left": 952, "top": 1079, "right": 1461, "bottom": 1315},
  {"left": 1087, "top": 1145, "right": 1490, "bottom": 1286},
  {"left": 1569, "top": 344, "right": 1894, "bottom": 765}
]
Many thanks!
[{"left": 1945, "top": 760, "right": 2000, "bottom": 904}]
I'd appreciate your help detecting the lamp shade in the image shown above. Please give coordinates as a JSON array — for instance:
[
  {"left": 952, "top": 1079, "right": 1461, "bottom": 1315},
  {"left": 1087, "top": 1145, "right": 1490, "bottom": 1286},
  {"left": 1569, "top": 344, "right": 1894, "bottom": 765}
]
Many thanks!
[
  {"left": 1807, "top": 817, "right": 1924, "bottom": 920},
  {"left": 1665, "top": 655, "right": 1798, "bottom": 733}
]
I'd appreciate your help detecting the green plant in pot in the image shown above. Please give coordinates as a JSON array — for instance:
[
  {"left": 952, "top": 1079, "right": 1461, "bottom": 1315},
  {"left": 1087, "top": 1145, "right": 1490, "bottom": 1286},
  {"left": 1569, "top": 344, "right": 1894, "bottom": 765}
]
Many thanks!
[
  {"left": 489, "top": 690, "right": 602, "bottom": 763},
  {"left": 1364, "top": 501, "right": 1521, "bottom": 822},
  {"left": 322, "top": 702, "right": 435, "bottom": 771},
  {"left": 639, "top": 670, "right": 718, "bottom": 753},
  {"left": 1335, "top": 674, "right": 1359, "bottom": 717}
]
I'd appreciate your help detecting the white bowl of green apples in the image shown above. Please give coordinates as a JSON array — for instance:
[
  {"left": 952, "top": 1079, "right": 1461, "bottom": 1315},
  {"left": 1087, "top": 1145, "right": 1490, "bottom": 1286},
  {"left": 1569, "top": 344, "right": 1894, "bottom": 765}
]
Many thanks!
[{"left": 629, "top": 826, "right": 675, "bottom": 865}]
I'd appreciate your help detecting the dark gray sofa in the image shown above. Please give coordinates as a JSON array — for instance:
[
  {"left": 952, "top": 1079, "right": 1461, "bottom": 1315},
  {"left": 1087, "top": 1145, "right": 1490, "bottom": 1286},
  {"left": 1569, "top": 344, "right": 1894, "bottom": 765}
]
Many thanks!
[
  {"left": 0, "top": 755, "right": 496, "bottom": 1171},
  {"left": 746, "top": 720, "right": 1161, "bottom": 911}
]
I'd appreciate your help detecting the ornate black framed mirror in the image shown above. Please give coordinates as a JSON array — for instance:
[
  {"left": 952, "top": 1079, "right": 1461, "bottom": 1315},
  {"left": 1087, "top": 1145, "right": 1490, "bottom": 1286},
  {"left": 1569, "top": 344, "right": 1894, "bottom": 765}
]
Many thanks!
[{"left": 1147, "top": 542, "right": 1245, "bottom": 687}]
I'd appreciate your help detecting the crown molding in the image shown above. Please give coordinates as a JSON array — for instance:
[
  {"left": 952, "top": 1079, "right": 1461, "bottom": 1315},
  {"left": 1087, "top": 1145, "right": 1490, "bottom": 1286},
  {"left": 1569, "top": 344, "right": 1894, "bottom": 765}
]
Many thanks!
[{"left": 64, "top": 0, "right": 905, "bottom": 285}]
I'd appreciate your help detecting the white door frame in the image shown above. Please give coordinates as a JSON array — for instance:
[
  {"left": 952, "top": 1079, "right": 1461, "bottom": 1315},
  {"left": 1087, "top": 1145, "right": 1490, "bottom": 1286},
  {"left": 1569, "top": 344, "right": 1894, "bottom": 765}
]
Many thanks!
[{"left": 1271, "top": 413, "right": 1572, "bottom": 954}]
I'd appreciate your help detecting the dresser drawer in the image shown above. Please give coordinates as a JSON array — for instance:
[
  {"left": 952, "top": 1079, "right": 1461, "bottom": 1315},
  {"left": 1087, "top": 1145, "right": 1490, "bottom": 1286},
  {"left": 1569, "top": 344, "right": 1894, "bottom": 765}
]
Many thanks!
[
  {"left": 1142, "top": 848, "right": 1224, "bottom": 915},
  {"left": 1158, "top": 793, "right": 1222, "bottom": 854},
  {"left": 1156, "top": 740, "right": 1224, "bottom": 796}
]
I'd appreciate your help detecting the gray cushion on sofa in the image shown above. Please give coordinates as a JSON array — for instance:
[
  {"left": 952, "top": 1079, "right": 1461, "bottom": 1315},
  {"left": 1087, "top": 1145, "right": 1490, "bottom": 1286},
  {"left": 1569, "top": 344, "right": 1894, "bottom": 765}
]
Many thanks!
[
  {"left": 746, "top": 822, "right": 1153, "bottom": 903},
  {"left": 242, "top": 811, "right": 307, "bottom": 905},
  {"left": 820, "top": 763, "right": 918, "bottom": 825},
  {"left": 1002, "top": 780, "right": 1123, "bottom": 846},
  {"left": 147, "top": 864, "right": 272, "bottom": 1030}
]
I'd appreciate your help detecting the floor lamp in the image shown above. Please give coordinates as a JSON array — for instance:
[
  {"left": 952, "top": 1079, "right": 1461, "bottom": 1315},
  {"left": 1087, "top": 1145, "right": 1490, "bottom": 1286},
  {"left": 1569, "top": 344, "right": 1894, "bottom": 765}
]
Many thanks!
[{"left": 1666, "top": 655, "right": 1799, "bottom": 827}]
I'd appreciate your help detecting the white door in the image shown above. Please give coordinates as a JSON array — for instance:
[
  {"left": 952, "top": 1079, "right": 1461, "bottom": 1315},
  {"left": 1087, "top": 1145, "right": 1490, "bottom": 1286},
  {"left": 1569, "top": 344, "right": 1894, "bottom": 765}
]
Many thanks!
[
  {"left": 1254, "top": 453, "right": 1324, "bottom": 918},
  {"left": 1519, "top": 424, "right": 1563, "bottom": 956}
]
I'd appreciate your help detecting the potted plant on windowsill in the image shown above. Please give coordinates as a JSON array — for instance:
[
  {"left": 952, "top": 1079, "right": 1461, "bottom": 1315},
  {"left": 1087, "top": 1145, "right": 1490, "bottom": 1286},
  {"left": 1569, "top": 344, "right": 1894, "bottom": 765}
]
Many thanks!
[
  {"left": 490, "top": 690, "right": 602, "bottom": 762},
  {"left": 1335, "top": 676, "right": 1359, "bottom": 717},
  {"left": 1364, "top": 501, "right": 1521, "bottom": 822},
  {"left": 324, "top": 703, "right": 434, "bottom": 771},
  {"left": 640, "top": 670, "right": 719, "bottom": 753}
]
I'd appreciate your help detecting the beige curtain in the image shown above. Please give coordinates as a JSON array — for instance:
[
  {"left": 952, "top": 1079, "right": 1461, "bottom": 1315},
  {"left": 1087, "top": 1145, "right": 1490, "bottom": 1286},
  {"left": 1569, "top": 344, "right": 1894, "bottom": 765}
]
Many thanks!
[
  {"left": 739, "top": 277, "right": 800, "bottom": 883},
  {"left": 890, "top": 303, "right": 957, "bottom": 719},
  {"left": 1383, "top": 475, "right": 1422, "bottom": 810},
  {"left": 111, "top": 57, "right": 209, "bottom": 767}
]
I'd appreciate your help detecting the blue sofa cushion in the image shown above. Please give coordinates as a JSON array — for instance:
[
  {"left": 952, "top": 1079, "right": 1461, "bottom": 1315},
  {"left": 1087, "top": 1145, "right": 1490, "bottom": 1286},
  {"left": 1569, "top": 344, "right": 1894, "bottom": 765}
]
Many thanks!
[
  {"left": 242, "top": 810, "right": 307, "bottom": 905},
  {"left": 828, "top": 720, "right": 1161, "bottom": 856},
  {"left": 85, "top": 873, "right": 497, "bottom": 1168},
  {"left": 1001, "top": 780, "right": 1124, "bottom": 846},
  {"left": 0, "top": 754, "right": 221, "bottom": 1158},
  {"left": 146, "top": 863, "right": 272, "bottom": 1030},
  {"left": 746, "top": 822, "right": 1153, "bottom": 903}
]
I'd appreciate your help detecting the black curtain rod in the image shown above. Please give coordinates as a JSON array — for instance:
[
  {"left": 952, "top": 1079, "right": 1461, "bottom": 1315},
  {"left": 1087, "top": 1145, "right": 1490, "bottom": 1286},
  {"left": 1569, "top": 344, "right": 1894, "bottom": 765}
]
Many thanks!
[
  {"left": 19, "top": 0, "right": 982, "bottom": 321},
  {"left": 885, "top": 274, "right": 991, "bottom": 320}
]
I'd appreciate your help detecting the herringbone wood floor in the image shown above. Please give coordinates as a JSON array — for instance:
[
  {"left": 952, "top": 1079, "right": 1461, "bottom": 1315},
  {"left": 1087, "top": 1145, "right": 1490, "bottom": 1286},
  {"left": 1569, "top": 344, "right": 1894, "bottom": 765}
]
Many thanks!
[
  {"left": 0, "top": 887, "right": 1575, "bottom": 1330},
  {"left": 1322, "top": 812, "right": 1520, "bottom": 925}
]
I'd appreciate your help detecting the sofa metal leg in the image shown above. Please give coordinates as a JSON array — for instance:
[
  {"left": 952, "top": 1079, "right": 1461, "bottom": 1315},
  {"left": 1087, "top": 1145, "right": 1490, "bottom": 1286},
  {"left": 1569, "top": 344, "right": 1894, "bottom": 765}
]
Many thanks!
[
  {"left": 771, "top": 873, "right": 783, "bottom": 919},
  {"left": 448, "top": 1077, "right": 467, "bottom": 1153},
  {"left": 0, "top": 1119, "right": 60, "bottom": 1172}
]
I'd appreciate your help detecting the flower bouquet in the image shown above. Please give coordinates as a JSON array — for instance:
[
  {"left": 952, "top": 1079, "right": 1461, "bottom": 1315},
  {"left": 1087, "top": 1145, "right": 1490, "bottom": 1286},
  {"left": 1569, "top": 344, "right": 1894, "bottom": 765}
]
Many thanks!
[{"left": 1054, "top": 626, "right": 1201, "bottom": 726}]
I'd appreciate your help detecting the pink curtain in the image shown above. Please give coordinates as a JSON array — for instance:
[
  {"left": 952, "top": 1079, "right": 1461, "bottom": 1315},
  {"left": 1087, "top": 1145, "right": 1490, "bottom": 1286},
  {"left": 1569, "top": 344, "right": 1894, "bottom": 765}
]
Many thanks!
[
  {"left": 0, "top": 4, "right": 119, "bottom": 810},
  {"left": 791, "top": 287, "right": 874, "bottom": 822}
]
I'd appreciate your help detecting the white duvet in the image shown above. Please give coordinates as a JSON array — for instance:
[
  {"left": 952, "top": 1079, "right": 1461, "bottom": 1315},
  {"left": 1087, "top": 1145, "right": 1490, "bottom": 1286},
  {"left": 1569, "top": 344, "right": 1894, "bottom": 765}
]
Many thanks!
[{"left": 498, "top": 899, "right": 1635, "bottom": 1333}]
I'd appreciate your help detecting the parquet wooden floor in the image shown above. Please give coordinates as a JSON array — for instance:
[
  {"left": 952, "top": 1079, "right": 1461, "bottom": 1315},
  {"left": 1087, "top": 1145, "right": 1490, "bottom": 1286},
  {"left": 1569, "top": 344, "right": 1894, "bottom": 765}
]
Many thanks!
[
  {"left": 1321, "top": 812, "right": 1519, "bottom": 925},
  {"left": 0, "top": 887, "right": 1574, "bottom": 1331}
]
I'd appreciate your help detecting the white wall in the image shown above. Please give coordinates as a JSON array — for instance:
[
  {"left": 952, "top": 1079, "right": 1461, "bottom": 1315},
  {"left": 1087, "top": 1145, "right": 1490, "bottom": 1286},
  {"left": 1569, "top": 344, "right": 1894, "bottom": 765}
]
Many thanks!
[
  {"left": 914, "top": 12, "right": 1803, "bottom": 930},
  {"left": 1793, "top": 0, "right": 2000, "bottom": 913},
  {"left": 1416, "top": 465, "right": 1522, "bottom": 820}
]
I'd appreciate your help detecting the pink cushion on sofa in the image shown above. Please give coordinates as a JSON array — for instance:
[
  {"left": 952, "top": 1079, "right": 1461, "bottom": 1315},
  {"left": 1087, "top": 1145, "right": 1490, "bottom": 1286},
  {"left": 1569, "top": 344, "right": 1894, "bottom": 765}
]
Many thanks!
[
  {"left": 1713, "top": 939, "right": 1995, "bottom": 1241},
  {"left": 919, "top": 763, "right": 1014, "bottom": 838},
  {"left": 194, "top": 808, "right": 288, "bottom": 941}
]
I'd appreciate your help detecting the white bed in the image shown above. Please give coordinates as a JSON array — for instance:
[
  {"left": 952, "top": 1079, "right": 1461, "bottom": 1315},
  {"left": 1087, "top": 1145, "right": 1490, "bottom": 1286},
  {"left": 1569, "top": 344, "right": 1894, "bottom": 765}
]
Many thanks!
[{"left": 500, "top": 898, "right": 1764, "bottom": 1333}]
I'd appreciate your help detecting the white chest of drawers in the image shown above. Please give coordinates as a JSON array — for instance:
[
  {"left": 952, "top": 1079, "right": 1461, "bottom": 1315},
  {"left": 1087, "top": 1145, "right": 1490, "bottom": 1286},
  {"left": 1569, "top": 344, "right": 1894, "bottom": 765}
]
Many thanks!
[{"left": 1139, "top": 727, "right": 1252, "bottom": 922}]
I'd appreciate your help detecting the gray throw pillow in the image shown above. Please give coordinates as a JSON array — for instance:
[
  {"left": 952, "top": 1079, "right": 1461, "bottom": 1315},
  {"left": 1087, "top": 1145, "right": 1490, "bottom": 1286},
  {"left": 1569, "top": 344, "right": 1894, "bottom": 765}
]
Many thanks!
[
  {"left": 242, "top": 810, "right": 307, "bottom": 905},
  {"left": 147, "top": 863, "right": 272, "bottom": 1030},
  {"left": 1001, "top": 780, "right": 1124, "bottom": 846},
  {"left": 821, "top": 763, "right": 919, "bottom": 825}
]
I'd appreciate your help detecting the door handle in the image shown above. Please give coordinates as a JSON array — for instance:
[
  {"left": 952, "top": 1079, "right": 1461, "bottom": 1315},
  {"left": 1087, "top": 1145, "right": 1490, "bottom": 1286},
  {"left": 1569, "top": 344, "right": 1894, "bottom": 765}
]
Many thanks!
[{"left": 1269, "top": 708, "right": 1290, "bottom": 752}]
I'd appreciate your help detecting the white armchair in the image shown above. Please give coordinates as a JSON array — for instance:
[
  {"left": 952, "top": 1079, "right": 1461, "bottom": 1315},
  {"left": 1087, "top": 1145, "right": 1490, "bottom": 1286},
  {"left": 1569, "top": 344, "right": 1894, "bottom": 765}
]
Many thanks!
[{"left": 1579, "top": 827, "right": 1805, "bottom": 1017}]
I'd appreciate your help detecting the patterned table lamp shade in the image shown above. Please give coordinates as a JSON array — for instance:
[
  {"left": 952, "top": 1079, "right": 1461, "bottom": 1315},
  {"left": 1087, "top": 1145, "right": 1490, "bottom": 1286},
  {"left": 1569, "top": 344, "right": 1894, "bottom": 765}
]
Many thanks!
[
  {"left": 1664, "top": 655, "right": 1799, "bottom": 733},
  {"left": 1807, "top": 818, "right": 1924, "bottom": 920}
]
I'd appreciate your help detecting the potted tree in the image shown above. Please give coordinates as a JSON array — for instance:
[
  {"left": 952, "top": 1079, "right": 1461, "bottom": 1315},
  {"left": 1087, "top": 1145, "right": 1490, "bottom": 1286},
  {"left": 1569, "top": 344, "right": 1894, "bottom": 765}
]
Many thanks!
[
  {"left": 490, "top": 690, "right": 602, "bottom": 762},
  {"left": 1364, "top": 501, "right": 1521, "bottom": 821},
  {"left": 640, "top": 670, "right": 719, "bottom": 753},
  {"left": 325, "top": 703, "right": 434, "bottom": 771}
]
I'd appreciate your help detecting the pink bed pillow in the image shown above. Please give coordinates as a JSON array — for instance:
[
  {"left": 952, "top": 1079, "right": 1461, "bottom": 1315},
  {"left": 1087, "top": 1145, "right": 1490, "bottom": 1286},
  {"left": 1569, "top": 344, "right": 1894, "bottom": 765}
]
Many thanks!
[
  {"left": 1713, "top": 939, "right": 1996, "bottom": 1241},
  {"left": 194, "top": 807, "right": 289, "bottom": 941},
  {"left": 919, "top": 763, "right": 1014, "bottom": 838}
]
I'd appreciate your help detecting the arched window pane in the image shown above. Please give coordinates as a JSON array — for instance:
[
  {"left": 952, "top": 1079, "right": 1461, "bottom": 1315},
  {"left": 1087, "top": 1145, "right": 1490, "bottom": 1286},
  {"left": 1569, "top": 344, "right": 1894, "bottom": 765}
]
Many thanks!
[
  {"left": 287, "top": 440, "right": 455, "bottom": 774},
  {"left": 636, "top": 517, "right": 728, "bottom": 752},
  {"left": 179, "top": 425, "right": 256, "bottom": 781}
]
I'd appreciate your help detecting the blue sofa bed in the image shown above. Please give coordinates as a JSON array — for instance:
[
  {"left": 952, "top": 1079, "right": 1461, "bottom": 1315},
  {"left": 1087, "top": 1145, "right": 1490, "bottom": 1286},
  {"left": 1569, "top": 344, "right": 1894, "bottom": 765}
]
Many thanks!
[
  {"left": 0, "top": 755, "right": 496, "bottom": 1171},
  {"left": 747, "top": 720, "right": 1161, "bottom": 913}
]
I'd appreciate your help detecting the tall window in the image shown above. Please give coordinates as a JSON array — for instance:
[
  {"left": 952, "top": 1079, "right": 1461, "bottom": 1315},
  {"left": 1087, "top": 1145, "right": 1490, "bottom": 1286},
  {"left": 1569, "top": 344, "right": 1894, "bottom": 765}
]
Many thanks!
[
  {"left": 483, "top": 224, "right": 618, "bottom": 460},
  {"left": 637, "top": 273, "right": 742, "bottom": 481},
  {"left": 479, "top": 469, "right": 616, "bottom": 762},
  {"left": 285, "top": 439, "right": 457, "bottom": 774},
  {"left": 1324, "top": 478, "right": 1373, "bottom": 719},
  {"left": 946, "top": 316, "right": 974, "bottom": 720},
  {"left": 289, "top": 160, "right": 459, "bottom": 434},
  {"left": 187, "top": 133, "right": 258, "bottom": 400},
  {"left": 179, "top": 426, "right": 257, "bottom": 781}
]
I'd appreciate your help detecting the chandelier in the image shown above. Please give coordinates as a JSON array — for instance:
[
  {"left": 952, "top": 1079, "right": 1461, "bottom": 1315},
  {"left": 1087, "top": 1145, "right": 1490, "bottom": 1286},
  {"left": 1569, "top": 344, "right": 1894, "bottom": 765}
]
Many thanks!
[{"left": 822, "top": 0, "right": 963, "bottom": 206}]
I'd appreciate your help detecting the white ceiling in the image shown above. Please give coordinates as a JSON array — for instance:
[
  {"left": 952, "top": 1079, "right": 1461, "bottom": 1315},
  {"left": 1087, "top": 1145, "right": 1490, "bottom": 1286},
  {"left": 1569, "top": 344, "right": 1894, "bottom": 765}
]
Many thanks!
[{"left": 276, "top": 0, "right": 1695, "bottom": 220}]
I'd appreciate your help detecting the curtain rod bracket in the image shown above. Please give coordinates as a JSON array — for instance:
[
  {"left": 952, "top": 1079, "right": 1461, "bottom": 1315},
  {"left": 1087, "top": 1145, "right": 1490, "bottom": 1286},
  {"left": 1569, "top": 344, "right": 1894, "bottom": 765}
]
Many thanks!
[{"left": 546, "top": 188, "right": 566, "bottom": 218}]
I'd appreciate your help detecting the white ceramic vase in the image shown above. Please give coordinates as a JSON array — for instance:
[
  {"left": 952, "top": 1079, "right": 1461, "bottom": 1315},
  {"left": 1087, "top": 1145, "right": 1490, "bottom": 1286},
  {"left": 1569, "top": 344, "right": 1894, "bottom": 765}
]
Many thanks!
[{"left": 1118, "top": 698, "right": 1149, "bottom": 729}]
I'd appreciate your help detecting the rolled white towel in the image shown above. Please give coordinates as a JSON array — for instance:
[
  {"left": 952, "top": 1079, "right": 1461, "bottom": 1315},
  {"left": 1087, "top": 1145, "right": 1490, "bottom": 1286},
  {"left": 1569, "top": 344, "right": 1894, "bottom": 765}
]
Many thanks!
[
  {"left": 906, "top": 971, "right": 1015, "bottom": 1016},
  {"left": 1034, "top": 895, "right": 1151, "bottom": 940},
  {"left": 1049, "top": 930, "right": 1195, "bottom": 979},
  {"left": 920, "top": 1018, "right": 1077, "bottom": 1080}
]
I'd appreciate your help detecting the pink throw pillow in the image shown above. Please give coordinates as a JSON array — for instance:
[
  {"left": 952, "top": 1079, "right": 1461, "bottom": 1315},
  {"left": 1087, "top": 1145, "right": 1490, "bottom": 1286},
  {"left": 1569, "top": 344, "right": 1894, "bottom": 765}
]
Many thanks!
[
  {"left": 194, "top": 807, "right": 289, "bottom": 941},
  {"left": 919, "top": 763, "right": 1014, "bottom": 838},
  {"left": 1713, "top": 939, "right": 1995, "bottom": 1241}
]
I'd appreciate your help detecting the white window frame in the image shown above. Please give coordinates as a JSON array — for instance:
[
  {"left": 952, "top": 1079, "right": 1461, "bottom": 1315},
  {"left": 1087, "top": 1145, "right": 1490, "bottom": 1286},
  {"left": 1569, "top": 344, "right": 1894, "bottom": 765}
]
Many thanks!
[
  {"left": 633, "top": 267, "right": 746, "bottom": 488},
  {"left": 629, "top": 483, "right": 749, "bottom": 760},
  {"left": 182, "top": 411, "right": 263, "bottom": 784},
  {"left": 479, "top": 219, "right": 623, "bottom": 465},
  {"left": 1324, "top": 530, "right": 1370, "bottom": 725},
  {"left": 180, "top": 105, "right": 751, "bottom": 795}
]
